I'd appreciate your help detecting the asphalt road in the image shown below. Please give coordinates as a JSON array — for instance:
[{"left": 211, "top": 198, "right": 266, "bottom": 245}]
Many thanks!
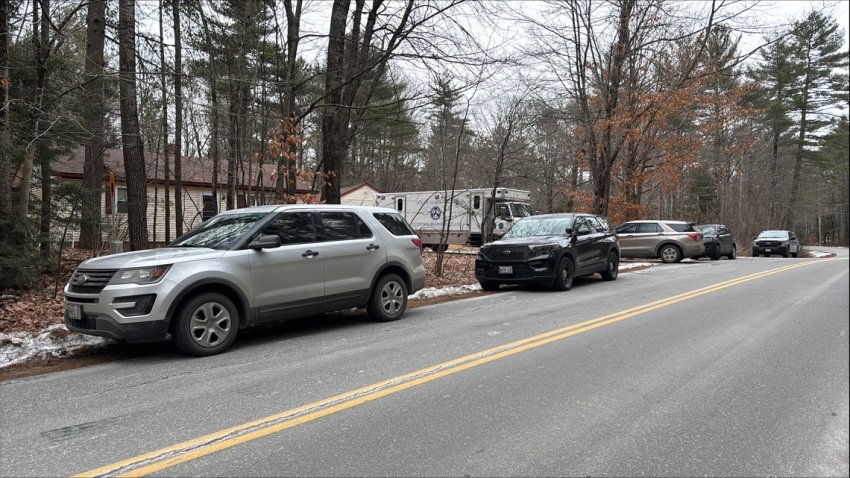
[{"left": 1, "top": 251, "right": 848, "bottom": 477}]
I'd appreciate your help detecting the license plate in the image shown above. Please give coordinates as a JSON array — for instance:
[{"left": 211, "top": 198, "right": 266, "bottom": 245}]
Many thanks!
[
  {"left": 498, "top": 266, "right": 513, "bottom": 274},
  {"left": 66, "top": 303, "right": 81, "bottom": 320},
  {"left": 765, "top": 248, "right": 771, "bottom": 252}
]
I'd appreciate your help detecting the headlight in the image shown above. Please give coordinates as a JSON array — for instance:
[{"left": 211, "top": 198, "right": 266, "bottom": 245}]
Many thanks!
[
  {"left": 529, "top": 243, "right": 559, "bottom": 257},
  {"left": 109, "top": 265, "right": 171, "bottom": 285}
]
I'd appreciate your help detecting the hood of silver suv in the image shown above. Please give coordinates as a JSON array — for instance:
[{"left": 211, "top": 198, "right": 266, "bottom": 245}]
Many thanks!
[{"left": 77, "top": 247, "right": 226, "bottom": 269}]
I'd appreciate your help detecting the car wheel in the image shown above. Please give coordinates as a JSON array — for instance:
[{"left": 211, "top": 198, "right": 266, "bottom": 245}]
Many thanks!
[
  {"left": 430, "top": 244, "right": 448, "bottom": 253},
  {"left": 791, "top": 249, "right": 798, "bottom": 258},
  {"left": 172, "top": 292, "right": 239, "bottom": 357},
  {"left": 478, "top": 280, "right": 500, "bottom": 291},
  {"left": 659, "top": 244, "right": 683, "bottom": 263},
  {"left": 709, "top": 244, "right": 721, "bottom": 260},
  {"left": 727, "top": 244, "right": 737, "bottom": 260},
  {"left": 368, "top": 273, "right": 408, "bottom": 322},
  {"left": 601, "top": 252, "right": 618, "bottom": 281},
  {"left": 783, "top": 250, "right": 790, "bottom": 258},
  {"left": 552, "top": 256, "right": 574, "bottom": 291}
]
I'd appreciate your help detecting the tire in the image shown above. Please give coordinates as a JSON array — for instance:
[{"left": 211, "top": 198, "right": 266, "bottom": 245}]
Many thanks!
[
  {"left": 478, "top": 280, "right": 500, "bottom": 291},
  {"left": 791, "top": 248, "right": 798, "bottom": 258},
  {"left": 600, "top": 252, "right": 619, "bottom": 281},
  {"left": 727, "top": 244, "right": 737, "bottom": 260},
  {"left": 783, "top": 250, "right": 790, "bottom": 258},
  {"left": 367, "top": 273, "right": 408, "bottom": 322},
  {"left": 659, "top": 244, "right": 683, "bottom": 263},
  {"left": 709, "top": 244, "right": 721, "bottom": 261},
  {"left": 552, "top": 256, "right": 574, "bottom": 291},
  {"left": 430, "top": 244, "right": 448, "bottom": 253},
  {"left": 172, "top": 292, "right": 239, "bottom": 357}
]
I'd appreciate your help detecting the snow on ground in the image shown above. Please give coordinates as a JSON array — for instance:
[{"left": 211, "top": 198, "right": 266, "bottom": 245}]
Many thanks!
[
  {"left": 0, "top": 324, "right": 107, "bottom": 370},
  {"left": 0, "top": 260, "right": 674, "bottom": 370},
  {"left": 808, "top": 250, "right": 833, "bottom": 258}
]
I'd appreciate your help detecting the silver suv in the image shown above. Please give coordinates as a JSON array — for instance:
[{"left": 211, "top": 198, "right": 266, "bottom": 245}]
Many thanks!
[{"left": 64, "top": 205, "right": 426, "bottom": 356}]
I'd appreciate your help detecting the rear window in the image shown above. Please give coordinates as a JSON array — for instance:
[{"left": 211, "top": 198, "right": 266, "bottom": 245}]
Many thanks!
[
  {"left": 668, "top": 222, "right": 697, "bottom": 232},
  {"left": 373, "top": 213, "right": 416, "bottom": 236}
]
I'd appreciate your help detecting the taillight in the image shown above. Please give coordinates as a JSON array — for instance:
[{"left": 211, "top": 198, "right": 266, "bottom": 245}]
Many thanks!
[
  {"left": 412, "top": 238, "right": 423, "bottom": 252},
  {"left": 688, "top": 233, "right": 700, "bottom": 241}
]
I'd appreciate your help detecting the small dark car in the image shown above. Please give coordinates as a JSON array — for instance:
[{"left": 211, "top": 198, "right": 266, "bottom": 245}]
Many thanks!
[
  {"left": 752, "top": 230, "right": 802, "bottom": 257},
  {"left": 475, "top": 213, "right": 620, "bottom": 291},
  {"left": 695, "top": 224, "right": 737, "bottom": 260}
]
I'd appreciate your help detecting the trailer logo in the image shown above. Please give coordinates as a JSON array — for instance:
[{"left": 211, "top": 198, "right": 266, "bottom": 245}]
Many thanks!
[{"left": 429, "top": 206, "right": 442, "bottom": 220}]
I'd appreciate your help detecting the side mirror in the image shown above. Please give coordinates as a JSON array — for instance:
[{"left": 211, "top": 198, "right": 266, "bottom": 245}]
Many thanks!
[
  {"left": 249, "top": 234, "right": 281, "bottom": 250},
  {"left": 565, "top": 227, "right": 574, "bottom": 236}
]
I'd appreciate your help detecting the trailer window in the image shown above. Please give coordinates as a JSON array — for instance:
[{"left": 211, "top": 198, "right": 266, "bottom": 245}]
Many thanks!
[
  {"left": 473, "top": 195, "right": 481, "bottom": 209},
  {"left": 396, "top": 198, "right": 404, "bottom": 211},
  {"left": 510, "top": 203, "right": 533, "bottom": 218}
]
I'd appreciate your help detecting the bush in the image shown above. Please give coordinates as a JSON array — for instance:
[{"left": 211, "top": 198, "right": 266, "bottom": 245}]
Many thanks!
[{"left": 0, "top": 216, "right": 41, "bottom": 291}]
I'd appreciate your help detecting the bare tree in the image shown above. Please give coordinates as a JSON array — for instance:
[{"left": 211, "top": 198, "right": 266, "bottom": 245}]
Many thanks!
[
  {"left": 118, "top": 0, "right": 149, "bottom": 250},
  {"left": 0, "top": 0, "right": 11, "bottom": 215},
  {"left": 79, "top": 0, "right": 107, "bottom": 251},
  {"left": 173, "top": 0, "right": 184, "bottom": 234}
]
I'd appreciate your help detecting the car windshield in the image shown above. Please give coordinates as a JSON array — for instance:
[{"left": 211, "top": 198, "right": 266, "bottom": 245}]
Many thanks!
[
  {"left": 504, "top": 216, "right": 573, "bottom": 238},
  {"left": 510, "top": 203, "right": 534, "bottom": 218},
  {"left": 170, "top": 212, "right": 269, "bottom": 249},
  {"left": 696, "top": 225, "right": 717, "bottom": 234},
  {"left": 758, "top": 230, "right": 788, "bottom": 239}
]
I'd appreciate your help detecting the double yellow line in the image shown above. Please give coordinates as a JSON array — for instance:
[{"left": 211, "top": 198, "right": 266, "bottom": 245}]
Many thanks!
[{"left": 76, "top": 260, "right": 825, "bottom": 477}]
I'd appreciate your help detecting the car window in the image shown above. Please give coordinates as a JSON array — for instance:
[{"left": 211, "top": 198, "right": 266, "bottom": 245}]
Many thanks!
[
  {"left": 638, "top": 223, "right": 661, "bottom": 233},
  {"left": 667, "top": 223, "right": 696, "bottom": 232},
  {"left": 574, "top": 217, "right": 592, "bottom": 233},
  {"left": 616, "top": 223, "right": 638, "bottom": 233},
  {"left": 504, "top": 216, "right": 573, "bottom": 237},
  {"left": 263, "top": 212, "right": 316, "bottom": 245},
  {"left": 697, "top": 225, "right": 717, "bottom": 234},
  {"left": 171, "top": 212, "right": 269, "bottom": 249},
  {"left": 718, "top": 226, "right": 728, "bottom": 234},
  {"left": 373, "top": 213, "right": 416, "bottom": 236},
  {"left": 597, "top": 217, "right": 612, "bottom": 232},
  {"left": 585, "top": 216, "right": 603, "bottom": 232},
  {"left": 319, "top": 212, "right": 373, "bottom": 241}
]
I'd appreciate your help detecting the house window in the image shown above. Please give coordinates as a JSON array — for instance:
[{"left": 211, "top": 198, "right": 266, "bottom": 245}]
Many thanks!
[
  {"left": 202, "top": 193, "right": 218, "bottom": 220},
  {"left": 115, "top": 187, "right": 128, "bottom": 214}
]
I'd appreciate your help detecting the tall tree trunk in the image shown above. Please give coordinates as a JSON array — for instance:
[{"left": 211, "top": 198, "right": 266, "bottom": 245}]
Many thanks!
[
  {"left": 0, "top": 0, "right": 11, "bottom": 215},
  {"left": 194, "top": 2, "right": 218, "bottom": 215},
  {"left": 19, "top": 0, "right": 48, "bottom": 219},
  {"left": 79, "top": 0, "right": 106, "bottom": 251},
  {"left": 321, "top": 0, "right": 349, "bottom": 204},
  {"left": 172, "top": 0, "right": 183, "bottom": 235},
  {"left": 277, "top": 0, "right": 301, "bottom": 203},
  {"left": 36, "top": 0, "right": 50, "bottom": 258},
  {"left": 158, "top": 0, "right": 170, "bottom": 242},
  {"left": 227, "top": 0, "right": 253, "bottom": 210},
  {"left": 118, "top": 0, "right": 149, "bottom": 250}
]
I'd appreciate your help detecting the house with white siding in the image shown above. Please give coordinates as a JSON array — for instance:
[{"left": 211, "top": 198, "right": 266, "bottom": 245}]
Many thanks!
[
  {"left": 49, "top": 147, "right": 318, "bottom": 247},
  {"left": 340, "top": 182, "right": 381, "bottom": 206}
]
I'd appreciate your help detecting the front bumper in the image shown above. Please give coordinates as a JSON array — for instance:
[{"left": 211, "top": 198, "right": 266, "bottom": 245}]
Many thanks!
[
  {"left": 63, "top": 281, "right": 176, "bottom": 343},
  {"left": 475, "top": 257, "right": 557, "bottom": 284},
  {"left": 752, "top": 245, "right": 789, "bottom": 256}
]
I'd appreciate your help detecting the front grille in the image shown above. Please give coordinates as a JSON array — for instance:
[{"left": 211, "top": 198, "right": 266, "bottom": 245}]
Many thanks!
[
  {"left": 68, "top": 269, "right": 117, "bottom": 294},
  {"left": 483, "top": 246, "right": 528, "bottom": 262},
  {"left": 756, "top": 241, "right": 781, "bottom": 248}
]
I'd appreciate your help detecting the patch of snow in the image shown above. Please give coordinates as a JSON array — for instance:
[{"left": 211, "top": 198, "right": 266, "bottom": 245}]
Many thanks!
[
  {"left": 410, "top": 283, "right": 482, "bottom": 300},
  {"left": 808, "top": 250, "right": 832, "bottom": 258},
  {"left": 619, "top": 261, "right": 656, "bottom": 270},
  {"left": 0, "top": 324, "right": 107, "bottom": 370}
]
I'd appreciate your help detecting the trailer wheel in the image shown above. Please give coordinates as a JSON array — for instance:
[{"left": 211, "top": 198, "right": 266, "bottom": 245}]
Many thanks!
[{"left": 430, "top": 244, "right": 448, "bottom": 253}]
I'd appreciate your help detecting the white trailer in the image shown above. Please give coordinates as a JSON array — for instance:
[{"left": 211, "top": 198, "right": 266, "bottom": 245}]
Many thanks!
[{"left": 375, "top": 188, "right": 533, "bottom": 250}]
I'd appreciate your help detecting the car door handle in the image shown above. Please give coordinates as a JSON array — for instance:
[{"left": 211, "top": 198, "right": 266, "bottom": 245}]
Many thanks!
[
  {"left": 367, "top": 244, "right": 380, "bottom": 251},
  {"left": 302, "top": 250, "right": 319, "bottom": 258}
]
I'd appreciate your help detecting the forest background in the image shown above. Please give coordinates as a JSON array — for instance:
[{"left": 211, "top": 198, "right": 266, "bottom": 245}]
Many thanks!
[{"left": 0, "top": 0, "right": 848, "bottom": 291}]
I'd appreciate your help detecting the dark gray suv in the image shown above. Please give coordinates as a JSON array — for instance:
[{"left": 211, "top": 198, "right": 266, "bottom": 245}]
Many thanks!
[
  {"left": 64, "top": 205, "right": 426, "bottom": 356},
  {"left": 475, "top": 213, "right": 620, "bottom": 291}
]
